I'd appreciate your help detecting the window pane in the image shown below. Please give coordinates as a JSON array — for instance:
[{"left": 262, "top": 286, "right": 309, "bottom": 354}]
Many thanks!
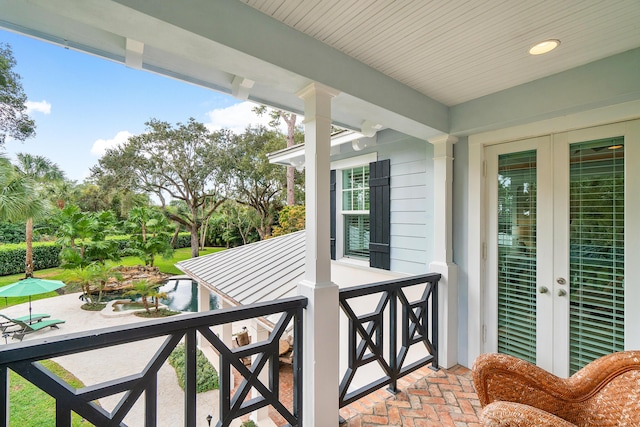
[
  {"left": 345, "top": 215, "right": 370, "bottom": 258},
  {"left": 497, "top": 150, "right": 537, "bottom": 364},
  {"left": 342, "top": 166, "right": 369, "bottom": 211},
  {"left": 569, "top": 137, "right": 624, "bottom": 374}
]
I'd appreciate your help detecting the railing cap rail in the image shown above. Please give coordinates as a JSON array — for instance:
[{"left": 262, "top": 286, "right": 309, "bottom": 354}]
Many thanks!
[
  {"left": 0, "top": 295, "right": 307, "bottom": 365},
  {"left": 339, "top": 272, "right": 441, "bottom": 299}
]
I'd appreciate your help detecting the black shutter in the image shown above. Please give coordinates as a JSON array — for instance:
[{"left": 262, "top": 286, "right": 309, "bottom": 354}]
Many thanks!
[
  {"left": 369, "top": 159, "right": 390, "bottom": 270},
  {"left": 330, "top": 169, "right": 337, "bottom": 260}
]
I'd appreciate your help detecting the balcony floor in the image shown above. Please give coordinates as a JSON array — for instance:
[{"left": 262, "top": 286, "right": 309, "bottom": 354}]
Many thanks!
[
  {"left": 339, "top": 365, "right": 482, "bottom": 427},
  {"left": 261, "top": 363, "right": 481, "bottom": 426}
]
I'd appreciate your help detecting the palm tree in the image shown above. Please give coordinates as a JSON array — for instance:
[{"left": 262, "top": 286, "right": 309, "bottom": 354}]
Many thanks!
[
  {"left": 126, "top": 279, "right": 160, "bottom": 314},
  {"left": 45, "top": 179, "right": 77, "bottom": 210},
  {"left": 13, "top": 153, "right": 65, "bottom": 277},
  {"left": 1, "top": 155, "right": 46, "bottom": 278},
  {"left": 90, "top": 263, "right": 122, "bottom": 303},
  {"left": 0, "top": 154, "right": 36, "bottom": 220},
  {"left": 68, "top": 267, "right": 99, "bottom": 303}
]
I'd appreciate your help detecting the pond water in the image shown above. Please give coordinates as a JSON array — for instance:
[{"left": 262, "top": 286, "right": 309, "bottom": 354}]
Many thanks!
[
  {"left": 157, "top": 279, "right": 218, "bottom": 312},
  {"left": 112, "top": 301, "right": 147, "bottom": 312}
]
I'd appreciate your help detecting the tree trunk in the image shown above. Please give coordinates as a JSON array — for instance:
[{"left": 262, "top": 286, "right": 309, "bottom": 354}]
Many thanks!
[
  {"left": 25, "top": 217, "right": 34, "bottom": 278},
  {"left": 170, "top": 225, "right": 180, "bottom": 247},
  {"left": 285, "top": 113, "right": 297, "bottom": 206},
  {"left": 190, "top": 223, "right": 200, "bottom": 258},
  {"left": 287, "top": 166, "right": 295, "bottom": 206},
  {"left": 200, "top": 221, "right": 208, "bottom": 250}
]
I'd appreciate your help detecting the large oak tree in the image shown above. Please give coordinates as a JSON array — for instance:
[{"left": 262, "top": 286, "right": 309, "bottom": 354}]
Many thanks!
[
  {"left": 91, "top": 118, "right": 227, "bottom": 257},
  {"left": 226, "top": 126, "right": 287, "bottom": 239}
]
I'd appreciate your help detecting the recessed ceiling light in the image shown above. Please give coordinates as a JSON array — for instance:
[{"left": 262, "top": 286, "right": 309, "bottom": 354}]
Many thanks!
[
  {"left": 529, "top": 39, "right": 560, "bottom": 55},
  {"left": 608, "top": 145, "right": 624, "bottom": 150}
]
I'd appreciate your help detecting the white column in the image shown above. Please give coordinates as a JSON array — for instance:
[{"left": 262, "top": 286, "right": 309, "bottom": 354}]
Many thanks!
[
  {"left": 297, "top": 82, "right": 340, "bottom": 427},
  {"left": 218, "top": 299, "right": 235, "bottom": 386},
  {"left": 427, "top": 134, "right": 459, "bottom": 368}
]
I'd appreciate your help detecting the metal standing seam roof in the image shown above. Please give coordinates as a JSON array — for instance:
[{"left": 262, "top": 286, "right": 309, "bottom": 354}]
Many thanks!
[{"left": 177, "top": 230, "right": 306, "bottom": 308}]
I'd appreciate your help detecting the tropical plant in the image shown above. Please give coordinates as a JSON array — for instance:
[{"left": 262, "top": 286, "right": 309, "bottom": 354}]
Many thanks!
[
  {"left": 54, "top": 206, "right": 120, "bottom": 269},
  {"left": 67, "top": 266, "right": 99, "bottom": 304},
  {"left": 125, "top": 206, "right": 174, "bottom": 266},
  {"left": 125, "top": 279, "right": 160, "bottom": 314},
  {"left": 89, "top": 263, "right": 122, "bottom": 303}
]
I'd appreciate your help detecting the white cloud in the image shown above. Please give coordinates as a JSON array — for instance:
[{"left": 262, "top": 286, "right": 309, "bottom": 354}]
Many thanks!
[
  {"left": 204, "top": 101, "right": 294, "bottom": 134},
  {"left": 90, "top": 130, "right": 133, "bottom": 156},
  {"left": 25, "top": 100, "right": 52, "bottom": 115}
]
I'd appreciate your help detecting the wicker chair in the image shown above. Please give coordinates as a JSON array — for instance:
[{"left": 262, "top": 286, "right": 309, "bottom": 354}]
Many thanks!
[{"left": 472, "top": 351, "right": 640, "bottom": 426}]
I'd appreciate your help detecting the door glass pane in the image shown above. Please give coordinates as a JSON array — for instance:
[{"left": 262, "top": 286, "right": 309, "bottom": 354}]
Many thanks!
[
  {"left": 497, "top": 150, "right": 537, "bottom": 363},
  {"left": 569, "top": 137, "right": 624, "bottom": 374}
]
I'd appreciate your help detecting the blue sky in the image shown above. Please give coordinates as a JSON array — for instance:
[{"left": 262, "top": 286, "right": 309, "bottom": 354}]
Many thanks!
[{"left": 1, "top": 29, "right": 277, "bottom": 182}]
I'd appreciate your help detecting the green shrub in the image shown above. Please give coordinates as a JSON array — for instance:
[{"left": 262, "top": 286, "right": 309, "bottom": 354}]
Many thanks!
[
  {"left": 172, "top": 233, "right": 191, "bottom": 249},
  {"left": 0, "top": 222, "right": 25, "bottom": 244},
  {"left": 0, "top": 242, "right": 62, "bottom": 276},
  {"left": 168, "top": 344, "right": 219, "bottom": 393}
]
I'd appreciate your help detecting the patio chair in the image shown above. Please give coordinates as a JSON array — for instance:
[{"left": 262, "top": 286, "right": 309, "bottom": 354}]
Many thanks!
[
  {"left": 472, "top": 351, "right": 640, "bottom": 426},
  {"left": 232, "top": 328, "right": 252, "bottom": 366},
  {"left": 11, "top": 318, "right": 65, "bottom": 341},
  {"left": 0, "top": 313, "right": 51, "bottom": 332}
]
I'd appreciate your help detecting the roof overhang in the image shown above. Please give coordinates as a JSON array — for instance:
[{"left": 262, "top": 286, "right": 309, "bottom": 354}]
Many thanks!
[
  {"left": 0, "top": 0, "right": 448, "bottom": 140},
  {"left": 267, "top": 129, "right": 377, "bottom": 169}
]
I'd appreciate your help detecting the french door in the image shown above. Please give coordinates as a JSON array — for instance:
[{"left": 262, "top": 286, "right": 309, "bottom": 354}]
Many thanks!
[{"left": 485, "top": 125, "right": 627, "bottom": 377}]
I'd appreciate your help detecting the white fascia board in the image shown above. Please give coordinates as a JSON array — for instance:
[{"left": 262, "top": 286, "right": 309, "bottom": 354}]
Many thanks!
[{"left": 268, "top": 131, "right": 376, "bottom": 167}]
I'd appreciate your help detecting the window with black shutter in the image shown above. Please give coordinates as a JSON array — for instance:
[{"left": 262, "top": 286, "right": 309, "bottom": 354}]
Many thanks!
[{"left": 329, "top": 158, "right": 390, "bottom": 270}]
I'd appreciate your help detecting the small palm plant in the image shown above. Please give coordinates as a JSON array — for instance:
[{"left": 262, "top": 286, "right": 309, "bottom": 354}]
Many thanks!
[
  {"left": 125, "top": 279, "right": 160, "bottom": 314},
  {"left": 149, "top": 287, "right": 167, "bottom": 312}
]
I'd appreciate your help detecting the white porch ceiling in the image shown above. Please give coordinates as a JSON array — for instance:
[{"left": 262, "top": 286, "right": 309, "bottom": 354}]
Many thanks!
[
  {"left": 1, "top": 0, "right": 639, "bottom": 139},
  {"left": 239, "top": 0, "right": 640, "bottom": 106}
]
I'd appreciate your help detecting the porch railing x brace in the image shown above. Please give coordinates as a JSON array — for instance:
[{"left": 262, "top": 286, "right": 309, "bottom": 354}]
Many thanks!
[
  {"left": 338, "top": 273, "right": 441, "bottom": 409},
  {"left": 0, "top": 296, "right": 307, "bottom": 427}
]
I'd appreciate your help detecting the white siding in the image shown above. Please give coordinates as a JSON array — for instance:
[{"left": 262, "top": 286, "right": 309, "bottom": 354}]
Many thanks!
[
  {"left": 332, "top": 130, "right": 434, "bottom": 275},
  {"left": 384, "top": 134, "right": 433, "bottom": 275}
]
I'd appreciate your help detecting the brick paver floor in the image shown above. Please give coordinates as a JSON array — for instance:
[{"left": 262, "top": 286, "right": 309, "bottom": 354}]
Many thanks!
[
  {"left": 340, "top": 365, "right": 482, "bottom": 427},
  {"left": 234, "top": 363, "right": 481, "bottom": 426}
]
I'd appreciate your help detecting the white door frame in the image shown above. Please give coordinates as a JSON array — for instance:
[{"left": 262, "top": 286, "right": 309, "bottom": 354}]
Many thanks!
[{"left": 466, "top": 102, "right": 640, "bottom": 369}]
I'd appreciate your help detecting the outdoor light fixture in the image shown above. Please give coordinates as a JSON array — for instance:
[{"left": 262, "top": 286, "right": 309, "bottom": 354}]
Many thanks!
[
  {"left": 206, "top": 414, "right": 213, "bottom": 426},
  {"left": 529, "top": 39, "right": 560, "bottom": 55},
  {"left": 290, "top": 157, "right": 305, "bottom": 171}
]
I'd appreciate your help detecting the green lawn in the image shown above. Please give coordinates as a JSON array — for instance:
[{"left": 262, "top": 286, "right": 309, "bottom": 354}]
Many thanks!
[
  {"left": 0, "top": 247, "right": 225, "bottom": 308},
  {"left": 10, "top": 360, "right": 91, "bottom": 426}
]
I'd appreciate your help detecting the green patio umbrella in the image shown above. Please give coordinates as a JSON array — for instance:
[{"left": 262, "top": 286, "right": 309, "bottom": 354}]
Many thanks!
[{"left": 0, "top": 278, "right": 66, "bottom": 322}]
